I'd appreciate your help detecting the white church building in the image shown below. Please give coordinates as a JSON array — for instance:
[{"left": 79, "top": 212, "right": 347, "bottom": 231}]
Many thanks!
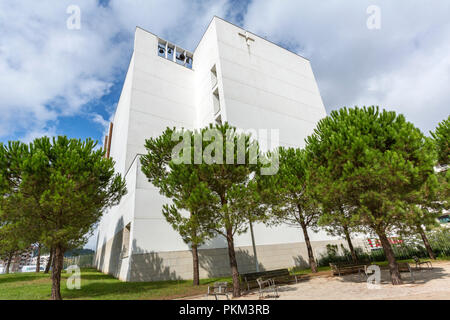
[{"left": 95, "top": 17, "right": 358, "bottom": 281}]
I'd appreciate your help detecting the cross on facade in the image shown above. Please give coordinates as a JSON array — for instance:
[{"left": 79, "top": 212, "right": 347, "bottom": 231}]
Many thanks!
[{"left": 238, "top": 31, "right": 255, "bottom": 47}]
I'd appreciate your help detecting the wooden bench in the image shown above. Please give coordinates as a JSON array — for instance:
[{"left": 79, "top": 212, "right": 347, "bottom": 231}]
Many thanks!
[
  {"left": 256, "top": 277, "right": 278, "bottom": 299},
  {"left": 413, "top": 256, "right": 433, "bottom": 270},
  {"left": 330, "top": 261, "right": 370, "bottom": 277},
  {"left": 362, "top": 262, "right": 415, "bottom": 283},
  {"left": 206, "top": 282, "right": 230, "bottom": 300},
  {"left": 377, "top": 262, "right": 415, "bottom": 283},
  {"left": 240, "top": 268, "right": 300, "bottom": 292}
]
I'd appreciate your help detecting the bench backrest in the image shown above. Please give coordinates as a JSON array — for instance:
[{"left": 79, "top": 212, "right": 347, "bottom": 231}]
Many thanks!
[
  {"left": 337, "top": 260, "right": 370, "bottom": 267},
  {"left": 241, "top": 269, "right": 290, "bottom": 282},
  {"left": 397, "top": 262, "right": 411, "bottom": 272},
  {"left": 213, "top": 282, "right": 228, "bottom": 293},
  {"left": 329, "top": 263, "right": 339, "bottom": 272}
]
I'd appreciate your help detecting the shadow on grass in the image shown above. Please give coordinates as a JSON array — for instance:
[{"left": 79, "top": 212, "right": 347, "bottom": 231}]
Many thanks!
[
  {"left": 0, "top": 273, "right": 48, "bottom": 285},
  {"left": 75, "top": 273, "right": 118, "bottom": 281},
  {"left": 60, "top": 269, "right": 232, "bottom": 300},
  {"left": 199, "top": 246, "right": 265, "bottom": 278}
]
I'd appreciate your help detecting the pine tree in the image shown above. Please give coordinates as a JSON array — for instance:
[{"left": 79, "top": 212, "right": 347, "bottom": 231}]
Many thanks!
[
  {"left": 141, "top": 128, "right": 216, "bottom": 285},
  {"left": 143, "top": 123, "right": 265, "bottom": 297},
  {"left": 0, "top": 137, "right": 126, "bottom": 299},
  {"left": 259, "top": 147, "right": 320, "bottom": 272},
  {"left": 431, "top": 115, "right": 449, "bottom": 167},
  {"left": 306, "top": 106, "right": 437, "bottom": 284}
]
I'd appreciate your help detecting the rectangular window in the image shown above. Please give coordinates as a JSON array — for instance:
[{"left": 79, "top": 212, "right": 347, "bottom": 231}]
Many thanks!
[
  {"left": 121, "top": 223, "right": 131, "bottom": 259},
  {"left": 211, "top": 65, "right": 218, "bottom": 89},
  {"left": 215, "top": 114, "right": 222, "bottom": 125},
  {"left": 212, "top": 88, "right": 221, "bottom": 115},
  {"left": 175, "top": 48, "right": 185, "bottom": 65},
  {"left": 185, "top": 54, "right": 193, "bottom": 69},
  {"left": 439, "top": 215, "right": 450, "bottom": 224},
  {"left": 158, "top": 40, "right": 166, "bottom": 58},
  {"left": 157, "top": 37, "right": 193, "bottom": 69},
  {"left": 167, "top": 44, "right": 175, "bottom": 61}
]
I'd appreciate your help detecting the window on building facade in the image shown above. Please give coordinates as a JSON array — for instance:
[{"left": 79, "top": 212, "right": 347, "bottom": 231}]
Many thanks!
[
  {"left": 211, "top": 65, "right": 218, "bottom": 88},
  {"left": 121, "top": 223, "right": 131, "bottom": 259},
  {"left": 212, "top": 88, "right": 221, "bottom": 116},
  {"left": 438, "top": 215, "right": 450, "bottom": 224},
  {"left": 157, "top": 38, "right": 193, "bottom": 69},
  {"left": 215, "top": 114, "right": 222, "bottom": 125}
]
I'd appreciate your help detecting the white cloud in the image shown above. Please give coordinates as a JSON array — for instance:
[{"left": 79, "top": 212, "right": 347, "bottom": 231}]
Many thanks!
[
  {"left": 20, "top": 126, "right": 58, "bottom": 144},
  {"left": 4, "top": 1, "right": 446, "bottom": 250},
  {"left": 0, "top": 1, "right": 448, "bottom": 139},
  {"left": 0, "top": 1, "right": 121, "bottom": 139},
  {"left": 0, "top": 0, "right": 229, "bottom": 141},
  {"left": 242, "top": 0, "right": 450, "bottom": 134}
]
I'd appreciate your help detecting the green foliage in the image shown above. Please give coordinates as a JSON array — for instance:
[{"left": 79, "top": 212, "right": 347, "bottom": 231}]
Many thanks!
[
  {"left": 0, "top": 268, "right": 231, "bottom": 300},
  {"left": 189, "top": 123, "right": 262, "bottom": 239},
  {"left": 142, "top": 123, "right": 265, "bottom": 296},
  {"left": 0, "top": 222, "right": 29, "bottom": 264},
  {"left": 316, "top": 230, "right": 450, "bottom": 267},
  {"left": 143, "top": 123, "right": 264, "bottom": 239},
  {"left": 0, "top": 136, "right": 127, "bottom": 251},
  {"left": 306, "top": 106, "right": 437, "bottom": 236},
  {"left": 431, "top": 115, "right": 450, "bottom": 167},
  {"left": 141, "top": 127, "right": 215, "bottom": 247},
  {"left": 305, "top": 106, "right": 440, "bottom": 283},
  {"left": 0, "top": 136, "right": 126, "bottom": 297},
  {"left": 259, "top": 147, "right": 319, "bottom": 229},
  {"left": 258, "top": 147, "right": 320, "bottom": 271},
  {"left": 401, "top": 226, "right": 450, "bottom": 257}
]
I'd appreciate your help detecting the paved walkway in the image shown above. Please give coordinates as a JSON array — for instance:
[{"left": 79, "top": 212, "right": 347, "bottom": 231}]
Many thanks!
[{"left": 192, "top": 261, "right": 450, "bottom": 300}]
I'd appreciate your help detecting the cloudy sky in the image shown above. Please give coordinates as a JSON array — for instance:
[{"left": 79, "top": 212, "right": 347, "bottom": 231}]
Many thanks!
[{"left": 1, "top": 0, "right": 449, "bottom": 248}]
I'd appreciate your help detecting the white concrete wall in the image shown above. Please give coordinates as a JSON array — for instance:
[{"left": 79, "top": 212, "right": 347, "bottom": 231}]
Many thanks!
[
  {"left": 94, "top": 154, "right": 137, "bottom": 279},
  {"left": 193, "top": 20, "right": 226, "bottom": 127},
  {"left": 97, "top": 18, "right": 340, "bottom": 280},
  {"left": 132, "top": 160, "right": 189, "bottom": 253},
  {"left": 109, "top": 53, "right": 134, "bottom": 176},
  {"left": 127, "top": 28, "right": 196, "bottom": 255},
  {"left": 95, "top": 43, "right": 136, "bottom": 276},
  {"left": 96, "top": 28, "right": 196, "bottom": 271},
  {"left": 125, "top": 28, "right": 195, "bottom": 172},
  {"left": 211, "top": 17, "right": 332, "bottom": 248},
  {"left": 214, "top": 17, "right": 326, "bottom": 149}
]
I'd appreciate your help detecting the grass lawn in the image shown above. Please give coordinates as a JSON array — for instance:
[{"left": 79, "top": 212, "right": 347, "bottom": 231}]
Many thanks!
[
  {"left": 0, "top": 268, "right": 230, "bottom": 300},
  {"left": 292, "top": 266, "right": 332, "bottom": 275},
  {"left": 3, "top": 257, "right": 448, "bottom": 300}
]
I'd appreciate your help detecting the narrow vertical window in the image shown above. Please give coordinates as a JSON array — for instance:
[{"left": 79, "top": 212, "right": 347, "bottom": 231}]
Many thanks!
[
  {"left": 158, "top": 40, "right": 166, "bottom": 58},
  {"left": 211, "top": 65, "right": 218, "bottom": 88},
  {"left": 213, "top": 88, "right": 221, "bottom": 116},
  {"left": 121, "top": 223, "right": 131, "bottom": 259},
  {"left": 215, "top": 115, "right": 222, "bottom": 125}
]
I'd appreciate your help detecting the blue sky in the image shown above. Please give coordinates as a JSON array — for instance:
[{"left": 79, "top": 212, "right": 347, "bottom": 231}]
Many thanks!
[
  {"left": 1, "top": 0, "right": 449, "bottom": 147},
  {"left": 1, "top": 0, "right": 449, "bottom": 249}
]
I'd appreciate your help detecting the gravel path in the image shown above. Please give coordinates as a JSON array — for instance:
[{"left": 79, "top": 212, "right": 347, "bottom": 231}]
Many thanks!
[{"left": 194, "top": 261, "right": 450, "bottom": 300}]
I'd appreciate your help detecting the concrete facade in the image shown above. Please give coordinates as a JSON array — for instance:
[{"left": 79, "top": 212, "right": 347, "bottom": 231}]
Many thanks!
[{"left": 95, "top": 17, "right": 347, "bottom": 282}]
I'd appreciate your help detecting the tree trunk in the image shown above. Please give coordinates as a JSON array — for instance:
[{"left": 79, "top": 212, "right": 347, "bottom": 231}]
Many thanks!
[
  {"left": 226, "top": 228, "right": 241, "bottom": 297},
  {"left": 343, "top": 226, "right": 358, "bottom": 263},
  {"left": 45, "top": 247, "right": 54, "bottom": 274},
  {"left": 36, "top": 244, "right": 41, "bottom": 273},
  {"left": 191, "top": 244, "right": 200, "bottom": 286},
  {"left": 51, "top": 245, "right": 64, "bottom": 300},
  {"left": 300, "top": 221, "right": 317, "bottom": 273},
  {"left": 6, "top": 252, "right": 12, "bottom": 274},
  {"left": 377, "top": 230, "right": 402, "bottom": 285},
  {"left": 249, "top": 219, "right": 259, "bottom": 272},
  {"left": 417, "top": 226, "right": 436, "bottom": 260}
]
